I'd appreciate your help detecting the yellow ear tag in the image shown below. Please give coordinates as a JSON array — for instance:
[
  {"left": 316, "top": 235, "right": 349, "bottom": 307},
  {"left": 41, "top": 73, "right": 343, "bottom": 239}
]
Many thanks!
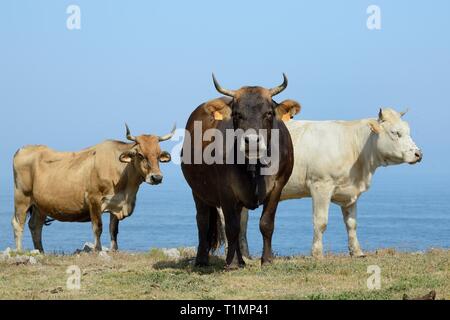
[
  {"left": 281, "top": 113, "right": 291, "bottom": 122},
  {"left": 214, "top": 111, "right": 223, "bottom": 121},
  {"left": 368, "top": 121, "right": 381, "bottom": 134}
]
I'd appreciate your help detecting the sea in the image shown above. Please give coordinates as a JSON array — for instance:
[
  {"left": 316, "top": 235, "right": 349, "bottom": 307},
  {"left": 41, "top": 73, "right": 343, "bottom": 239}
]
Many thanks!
[{"left": 0, "top": 165, "right": 448, "bottom": 256}]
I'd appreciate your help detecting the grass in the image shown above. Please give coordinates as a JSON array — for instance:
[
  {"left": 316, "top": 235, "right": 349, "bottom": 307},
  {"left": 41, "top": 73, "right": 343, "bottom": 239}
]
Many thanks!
[{"left": 0, "top": 248, "right": 448, "bottom": 300}]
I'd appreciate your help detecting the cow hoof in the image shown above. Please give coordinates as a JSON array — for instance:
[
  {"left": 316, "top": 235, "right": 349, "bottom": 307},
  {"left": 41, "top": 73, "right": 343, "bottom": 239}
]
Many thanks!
[
  {"left": 194, "top": 258, "right": 209, "bottom": 267},
  {"left": 260, "top": 258, "right": 273, "bottom": 267},
  {"left": 350, "top": 251, "right": 366, "bottom": 258},
  {"left": 224, "top": 264, "right": 239, "bottom": 271},
  {"left": 311, "top": 247, "right": 324, "bottom": 259},
  {"left": 110, "top": 242, "right": 118, "bottom": 252}
]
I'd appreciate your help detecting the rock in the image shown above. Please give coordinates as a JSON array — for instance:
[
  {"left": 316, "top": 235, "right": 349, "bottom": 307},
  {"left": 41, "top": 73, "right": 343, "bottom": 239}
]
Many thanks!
[
  {"left": 29, "top": 256, "right": 38, "bottom": 265},
  {"left": 99, "top": 251, "right": 112, "bottom": 262},
  {"left": 0, "top": 249, "right": 9, "bottom": 261},
  {"left": 2, "top": 247, "right": 12, "bottom": 259},
  {"left": 0, "top": 248, "right": 40, "bottom": 265},
  {"left": 182, "top": 247, "right": 197, "bottom": 256},
  {"left": 50, "top": 287, "right": 63, "bottom": 294},
  {"left": 5, "top": 247, "right": 12, "bottom": 255},
  {"left": 30, "top": 249, "right": 41, "bottom": 256},
  {"left": 76, "top": 242, "right": 94, "bottom": 253},
  {"left": 12, "top": 255, "right": 29, "bottom": 265},
  {"left": 73, "top": 242, "right": 109, "bottom": 254},
  {"left": 403, "top": 290, "right": 436, "bottom": 300},
  {"left": 161, "top": 248, "right": 181, "bottom": 260}
]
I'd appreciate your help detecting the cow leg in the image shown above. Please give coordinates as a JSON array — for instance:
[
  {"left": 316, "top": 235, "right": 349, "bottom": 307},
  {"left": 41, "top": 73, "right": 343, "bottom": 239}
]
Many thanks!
[
  {"left": 109, "top": 213, "right": 119, "bottom": 251},
  {"left": 193, "top": 193, "right": 215, "bottom": 266},
  {"left": 239, "top": 207, "right": 251, "bottom": 259},
  {"left": 12, "top": 191, "right": 31, "bottom": 252},
  {"left": 219, "top": 207, "right": 250, "bottom": 260},
  {"left": 28, "top": 207, "right": 46, "bottom": 253},
  {"left": 88, "top": 200, "right": 103, "bottom": 252},
  {"left": 341, "top": 202, "right": 365, "bottom": 257},
  {"left": 259, "top": 187, "right": 283, "bottom": 265},
  {"left": 311, "top": 183, "right": 333, "bottom": 259},
  {"left": 223, "top": 204, "right": 244, "bottom": 269}
]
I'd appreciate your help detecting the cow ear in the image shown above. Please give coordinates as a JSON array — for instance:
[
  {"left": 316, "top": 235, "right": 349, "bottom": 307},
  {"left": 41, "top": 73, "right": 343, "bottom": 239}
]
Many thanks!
[
  {"left": 368, "top": 120, "right": 382, "bottom": 134},
  {"left": 159, "top": 151, "right": 171, "bottom": 163},
  {"left": 275, "top": 100, "right": 301, "bottom": 122},
  {"left": 204, "top": 98, "right": 232, "bottom": 121},
  {"left": 119, "top": 150, "right": 136, "bottom": 163}
]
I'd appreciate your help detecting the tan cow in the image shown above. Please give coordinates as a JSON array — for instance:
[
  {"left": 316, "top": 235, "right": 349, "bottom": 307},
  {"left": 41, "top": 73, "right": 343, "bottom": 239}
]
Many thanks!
[{"left": 12, "top": 124, "right": 175, "bottom": 252}]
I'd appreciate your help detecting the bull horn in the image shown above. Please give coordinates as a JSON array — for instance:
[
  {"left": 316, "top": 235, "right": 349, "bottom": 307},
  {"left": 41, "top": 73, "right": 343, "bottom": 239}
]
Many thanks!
[
  {"left": 269, "top": 73, "right": 288, "bottom": 97},
  {"left": 400, "top": 108, "right": 409, "bottom": 117},
  {"left": 125, "top": 123, "right": 137, "bottom": 142},
  {"left": 212, "top": 73, "right": 236, "bottom": 97},
  {"left": 158, "top": 123, "right": 176, "bottom": 142}
]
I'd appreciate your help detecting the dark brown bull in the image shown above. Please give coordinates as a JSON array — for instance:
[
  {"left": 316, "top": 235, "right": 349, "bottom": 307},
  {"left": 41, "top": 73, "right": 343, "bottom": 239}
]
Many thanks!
[{"left": 181, "top": 74, "right": 301, "bottom": 268}]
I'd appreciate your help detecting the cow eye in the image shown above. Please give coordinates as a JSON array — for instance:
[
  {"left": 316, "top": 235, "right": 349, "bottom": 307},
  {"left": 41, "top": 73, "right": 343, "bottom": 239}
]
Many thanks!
[
  {"left": 137, "top": 153, "right": 145, "bottom": 160},
  {"left": 391, "top": 130, "right": 402, "bottom": 138},
  {"left": 233, "top": 112, "right": 244, "bottom": 120}
]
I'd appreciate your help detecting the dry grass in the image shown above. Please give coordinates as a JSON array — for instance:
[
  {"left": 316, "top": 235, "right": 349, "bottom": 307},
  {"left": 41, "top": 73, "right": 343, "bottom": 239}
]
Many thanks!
[{"left": 0, "top": 248, "right": 448, "bottom": 300}]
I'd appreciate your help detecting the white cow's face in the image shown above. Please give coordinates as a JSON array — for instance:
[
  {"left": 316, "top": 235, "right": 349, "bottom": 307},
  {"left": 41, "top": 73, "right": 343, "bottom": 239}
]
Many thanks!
[{"left": 370, "top": 108, "right": 422, "bottom": 166}]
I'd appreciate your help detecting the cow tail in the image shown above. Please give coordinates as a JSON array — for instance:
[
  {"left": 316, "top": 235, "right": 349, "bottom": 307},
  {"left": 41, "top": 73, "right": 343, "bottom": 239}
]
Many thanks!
[
  {"left": 206, "top": 207, "right": 219, "bottom": 253},
  {"left": 211, "top": 207, "right": 226, "bottom": 253}
]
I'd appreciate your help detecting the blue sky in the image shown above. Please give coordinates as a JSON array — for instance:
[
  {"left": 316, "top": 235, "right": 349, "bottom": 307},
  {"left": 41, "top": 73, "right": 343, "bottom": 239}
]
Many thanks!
[{"left": 1, "top": 0, "right": 449, "bottom": 192}]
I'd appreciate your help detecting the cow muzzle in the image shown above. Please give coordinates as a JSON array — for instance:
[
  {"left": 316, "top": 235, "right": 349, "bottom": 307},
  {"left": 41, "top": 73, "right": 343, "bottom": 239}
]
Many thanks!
[
  {"left": 146, "top": 174, "right": 163, "bottom": 185},
  {"left": 409, "top": 150, "right": 423, "bottom": 164}
]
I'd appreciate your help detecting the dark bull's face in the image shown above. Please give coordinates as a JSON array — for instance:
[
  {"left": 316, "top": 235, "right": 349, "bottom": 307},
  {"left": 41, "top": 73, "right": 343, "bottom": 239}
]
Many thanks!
[
  {"left": 119, "top": 124, "right": 175, "bottom": 185},
  {"left": 211, "top": 74, "right": 301, "bottom": 159}
]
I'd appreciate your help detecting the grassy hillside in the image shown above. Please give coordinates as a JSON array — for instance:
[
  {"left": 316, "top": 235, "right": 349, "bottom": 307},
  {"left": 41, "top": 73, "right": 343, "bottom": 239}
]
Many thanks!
[{"left": 0, "top": 248, "right": 448, "bottom": 300}]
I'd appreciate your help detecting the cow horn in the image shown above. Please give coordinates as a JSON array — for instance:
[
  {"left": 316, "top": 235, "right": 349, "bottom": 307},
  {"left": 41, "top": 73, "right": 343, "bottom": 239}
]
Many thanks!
[
  {"left": 269, "top": 73, "right": 288, "bottom": 97},
  {"left": 125, "top": 123, "right": 137, "bottom": 142},
  {"left": 158, "top": 123, "right": 176, "bottom": 142},
  {"left": 212, "top": 73, "right": 236, "bottom": 97},
  {"left": 400, "top": 108, "right": 409, "bottom": 117}
]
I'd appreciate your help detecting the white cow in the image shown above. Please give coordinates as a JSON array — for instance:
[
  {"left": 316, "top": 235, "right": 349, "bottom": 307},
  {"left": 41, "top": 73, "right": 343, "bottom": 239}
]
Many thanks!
[{"left": 227, "top": 108, "right": 422, "bottom": 259}]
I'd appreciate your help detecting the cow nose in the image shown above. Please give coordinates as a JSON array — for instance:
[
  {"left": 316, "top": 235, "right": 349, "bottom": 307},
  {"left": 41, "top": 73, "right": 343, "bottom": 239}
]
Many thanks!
[
  {"left": 415, "top": 150, "right": 423, "bottom": 162},
  {"left": 150, "top": 174, "right": 163, "bottom": 184}
]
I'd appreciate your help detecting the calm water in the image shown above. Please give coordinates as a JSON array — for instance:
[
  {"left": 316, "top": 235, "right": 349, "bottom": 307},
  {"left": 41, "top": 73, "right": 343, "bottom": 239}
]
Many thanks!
[{"left": 0, "top": 166, "right": 448, "bottom": 256}]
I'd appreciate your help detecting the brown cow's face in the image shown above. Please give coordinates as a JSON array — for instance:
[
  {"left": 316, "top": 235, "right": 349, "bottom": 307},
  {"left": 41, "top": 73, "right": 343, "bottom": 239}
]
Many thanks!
[
  {"left": 119, "top": 135, "right": 171, "bottom": 185},
  {"left": 232, "top": 88, "right": 275, "bottom": 133},
  {"left": 231, "top": 88, "right": 276, "bottom": 158},
  {"left": 210, "top": 75, "right": 301, "bottom": 160}
]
